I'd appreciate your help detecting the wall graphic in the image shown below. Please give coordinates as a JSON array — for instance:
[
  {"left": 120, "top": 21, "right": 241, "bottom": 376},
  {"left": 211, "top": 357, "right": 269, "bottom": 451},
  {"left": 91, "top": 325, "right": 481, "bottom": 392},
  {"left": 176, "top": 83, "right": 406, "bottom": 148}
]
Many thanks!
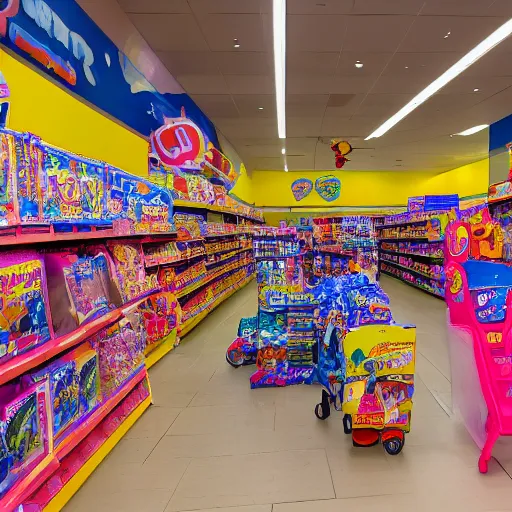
[
  {"left": 291, "top": 178, "right": 313, "bottom": 202},
  {"left": 315, "top": 175, "right": 341, "bottom": 202},
  {"left": 0, "top": 0, "right": 219, "bottom": 147}
]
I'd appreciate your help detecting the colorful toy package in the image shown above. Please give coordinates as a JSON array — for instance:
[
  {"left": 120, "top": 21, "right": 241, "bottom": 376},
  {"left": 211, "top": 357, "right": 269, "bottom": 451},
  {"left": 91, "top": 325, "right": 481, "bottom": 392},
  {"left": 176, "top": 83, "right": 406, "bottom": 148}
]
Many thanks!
[
  {"left": 138, "top": 291, "right": 178, "bottom": 348},
  {"left": 107, "top": 241, "right": 157, "bottom": 302},
  {"left": 0, "top": 251, "right": 53, "bottom": 365},
  {"left": 0, "top": 380, "right": 52, "bottom": 499},
  {"left": 173, "top": 213, "right": 204, "bottom": 240},
  {"left": 107, "top": 168, "right": 174, "bottom": 233},
  {"left": 44, "top": 248, "right": 123, "bottom": 336},
  {"left": 26, "top": 342, "right": 100, "bottom": 441},
  {"left": 91, "top": 317, "right": 145, "bottom": 398},
  {"left": 0, "top": 129, "right": 19, "bottom": 226},
  {"left": 36, "top": 140, "right": 108, "bottom": 227}
]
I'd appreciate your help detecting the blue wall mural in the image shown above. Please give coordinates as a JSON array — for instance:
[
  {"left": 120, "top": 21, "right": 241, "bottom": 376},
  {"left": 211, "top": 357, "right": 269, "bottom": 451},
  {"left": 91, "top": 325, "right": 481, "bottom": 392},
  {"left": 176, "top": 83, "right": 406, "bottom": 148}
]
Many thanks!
[{"left": 0, "top": 0, "right": 219, "bottom": 147}]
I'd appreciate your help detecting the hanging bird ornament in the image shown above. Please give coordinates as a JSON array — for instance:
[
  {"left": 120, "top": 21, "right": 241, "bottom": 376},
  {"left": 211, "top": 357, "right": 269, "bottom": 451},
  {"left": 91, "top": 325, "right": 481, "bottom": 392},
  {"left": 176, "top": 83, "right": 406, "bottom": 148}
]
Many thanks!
[{"left": 330, "top": 140, "right": 353, "bottom": 169}]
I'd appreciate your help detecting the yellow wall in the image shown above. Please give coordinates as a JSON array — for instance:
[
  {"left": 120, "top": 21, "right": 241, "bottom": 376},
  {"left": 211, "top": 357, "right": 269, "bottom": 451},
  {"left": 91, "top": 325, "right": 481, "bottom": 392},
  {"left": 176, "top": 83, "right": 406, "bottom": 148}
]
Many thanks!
[
  {"left": 1, "top": 49, "right": 148, "bottom": 176},
  {"left": 230, "top": 163, "right": 254, "bottom": 204},
  {"left": 253, "top": 159, "right": 489, "bottom": 208}
]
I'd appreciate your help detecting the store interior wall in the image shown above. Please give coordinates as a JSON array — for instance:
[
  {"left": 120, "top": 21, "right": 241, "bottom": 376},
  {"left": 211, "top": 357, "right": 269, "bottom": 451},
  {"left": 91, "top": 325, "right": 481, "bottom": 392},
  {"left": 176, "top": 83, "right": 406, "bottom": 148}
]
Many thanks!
[
  {"left": 1, "top": 48, "right": 148, "bottom": 177},
  {"left": 253, "top": 159, "right": 489, "bottom": 210}
]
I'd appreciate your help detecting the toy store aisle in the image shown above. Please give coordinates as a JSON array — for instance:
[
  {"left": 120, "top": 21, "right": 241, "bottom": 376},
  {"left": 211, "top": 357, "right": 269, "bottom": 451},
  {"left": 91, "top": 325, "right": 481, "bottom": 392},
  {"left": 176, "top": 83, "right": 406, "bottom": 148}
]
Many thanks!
[{"left": 65, "top": 279, "right": 512, "bottom": 512}]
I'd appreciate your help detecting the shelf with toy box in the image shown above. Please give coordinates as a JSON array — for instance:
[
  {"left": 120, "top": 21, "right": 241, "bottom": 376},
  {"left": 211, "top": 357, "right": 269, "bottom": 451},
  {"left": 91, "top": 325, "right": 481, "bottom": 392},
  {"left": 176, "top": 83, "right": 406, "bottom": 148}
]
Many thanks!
[
  {"left": 312, "top": 216, "right": 379, "bottom": 282},
  {"left": 0, "top": 127, "right": 189, "bottom": 511},
  {"left": 376, "top": 195, "right": 457, "bottom": 298},
  {"left": 226, "top": 226, "right": 319, "bottom": 388},
  {"left": 444, "top": 182, "right": 512, "bottom": 473},
  {"left": 144, "top": 210, "right": 256, "bottom": 337}
]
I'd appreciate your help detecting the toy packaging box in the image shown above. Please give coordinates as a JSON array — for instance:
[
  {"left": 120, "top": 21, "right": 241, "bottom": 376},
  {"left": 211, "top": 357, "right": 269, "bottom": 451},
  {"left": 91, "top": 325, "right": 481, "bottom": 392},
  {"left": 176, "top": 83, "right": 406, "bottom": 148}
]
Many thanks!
[
  {"left": 36, "top": 141, "right": 108, "bottom": 227},
  {"left": 44, "top": 247, "right": 123, "bottom": 336},
  {"left": 25, "top": 342, "right": 100, "bottom": 442},
  {"left": 0, "top": 251, "right": 53, "bottom": 365},
  {"left": 0, "top": 380, "right": 52, "bottom": 499},
  {"left": 107, "top": 241, "right": 157, "bottom": 303}
]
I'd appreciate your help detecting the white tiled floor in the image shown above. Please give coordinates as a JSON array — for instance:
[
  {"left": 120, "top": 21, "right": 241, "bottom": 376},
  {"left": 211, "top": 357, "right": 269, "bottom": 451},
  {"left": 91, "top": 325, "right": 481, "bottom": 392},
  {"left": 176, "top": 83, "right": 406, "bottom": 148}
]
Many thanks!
[{"left": 65, "top": 276, "right": 512, "bottom": 512}]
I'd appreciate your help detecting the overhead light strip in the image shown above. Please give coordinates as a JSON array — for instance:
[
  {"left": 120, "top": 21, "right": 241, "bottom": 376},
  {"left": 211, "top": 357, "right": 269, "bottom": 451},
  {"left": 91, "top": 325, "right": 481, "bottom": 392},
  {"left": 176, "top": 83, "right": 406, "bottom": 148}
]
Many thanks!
[
  {"left": 273, "top": 0, "right": 286, "bottom": 139},
  {"left": 365, "top": 18, "right": 512, "bottom": 140}
]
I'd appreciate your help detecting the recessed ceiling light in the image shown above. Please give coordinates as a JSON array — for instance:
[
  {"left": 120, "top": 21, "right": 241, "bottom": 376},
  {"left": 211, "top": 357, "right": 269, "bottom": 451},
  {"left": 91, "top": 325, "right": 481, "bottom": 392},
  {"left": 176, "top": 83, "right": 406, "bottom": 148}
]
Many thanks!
[
  {"left": 473, "top": 88, "right": 480, "bottom": 92},
  {"left": 233, "top": 38, "right": 241, "bottom": 48},
  {"left": 365, "top": 18, "right": 512, "bottom": 140},
  {"left": 273, "top": 0, "right": 286, "bottom": 139},
  {"left": 444, "top": 31, "right": 451, "bottom": 39},
  {"left": 355, "top": 61, "right": 364, "bottom": 69},
  {"left": 453, "top": 124, "right": 489, "bottom": 136},
  {"left": 258, "top": 107, "right": 264, "bottom": 110},
  {"left": 281, "top": 148, "right": 286, "bottom": 155}
]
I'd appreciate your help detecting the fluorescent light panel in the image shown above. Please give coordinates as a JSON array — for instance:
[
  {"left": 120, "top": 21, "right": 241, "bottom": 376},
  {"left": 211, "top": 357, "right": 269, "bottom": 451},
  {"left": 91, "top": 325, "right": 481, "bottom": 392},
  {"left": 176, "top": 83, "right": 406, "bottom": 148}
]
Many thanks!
[
  {"left": 273, "top": 0, "right": 286, "bottom": 139},
  {"left": 366, "top": 18, "right": 512, "bottom": 140},
  {"left": 455, "top": 124, "right": 489, "bottom": 136}
]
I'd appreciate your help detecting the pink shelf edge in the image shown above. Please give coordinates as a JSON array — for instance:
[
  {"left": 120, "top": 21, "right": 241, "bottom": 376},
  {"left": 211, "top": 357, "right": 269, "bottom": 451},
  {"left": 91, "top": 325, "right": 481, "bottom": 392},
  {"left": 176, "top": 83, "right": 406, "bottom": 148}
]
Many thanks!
[
  {"left": 0, "top": 369, "right": 148, "bottom": 511},
  {"left": 0, "top": 292, "right": 158, "bottom": 386}
]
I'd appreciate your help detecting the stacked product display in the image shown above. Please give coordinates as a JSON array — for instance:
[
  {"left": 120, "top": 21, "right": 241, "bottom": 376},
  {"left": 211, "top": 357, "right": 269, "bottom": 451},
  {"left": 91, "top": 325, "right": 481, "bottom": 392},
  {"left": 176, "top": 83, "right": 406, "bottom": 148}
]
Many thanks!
[
  {"left": 226, "top": 215, "right": 417, "bottom": 456},
  {"left": 445, "top": 175, "right": 512, "bottom": 473},
  {"left": 0, "top": 125, "right": 262, "bottom": 510},
  {"left": 226, "top": 227, "right": 317, "bottom": 388},
  {"left": 376, "top": 195, "right": 458, "bottom": 298}
]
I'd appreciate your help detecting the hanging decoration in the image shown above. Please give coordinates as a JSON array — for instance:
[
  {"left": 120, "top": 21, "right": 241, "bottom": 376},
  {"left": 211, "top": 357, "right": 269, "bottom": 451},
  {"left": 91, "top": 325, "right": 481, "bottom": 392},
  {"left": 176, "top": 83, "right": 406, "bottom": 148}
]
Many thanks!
[
  {"left": 315, "top": 175, "right": 341, "bottom": 202},
  {"left": 291, "top": 178, "right": 313, "bottom": 202},
  {"left": 330, "top": 140, "right": 352, "bottom": 169}
]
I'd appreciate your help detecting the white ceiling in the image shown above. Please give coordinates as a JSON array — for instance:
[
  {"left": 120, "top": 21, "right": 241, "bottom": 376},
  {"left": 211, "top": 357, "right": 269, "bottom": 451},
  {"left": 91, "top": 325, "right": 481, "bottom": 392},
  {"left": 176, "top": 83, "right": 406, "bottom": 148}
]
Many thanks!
[{"left": 116, "top": 0, "right": 512, "bottom": 172}]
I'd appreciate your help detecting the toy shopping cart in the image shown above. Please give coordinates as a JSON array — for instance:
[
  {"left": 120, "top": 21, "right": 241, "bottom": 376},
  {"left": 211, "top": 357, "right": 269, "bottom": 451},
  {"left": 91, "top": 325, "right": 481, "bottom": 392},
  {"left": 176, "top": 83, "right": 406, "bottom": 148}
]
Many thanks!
[
  {"left": 341, "top": 324, "right": 416, "bottom": 454},
  {"left": 225, "top": 316, "right": 259, "bottom": 368}
]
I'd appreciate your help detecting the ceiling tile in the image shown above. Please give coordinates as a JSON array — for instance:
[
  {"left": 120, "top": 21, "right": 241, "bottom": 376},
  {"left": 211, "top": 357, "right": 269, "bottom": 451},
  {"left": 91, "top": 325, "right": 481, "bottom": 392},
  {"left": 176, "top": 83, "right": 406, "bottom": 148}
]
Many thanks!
[
  {"left": 156, "top": 51, "right": 220, "bottom": 74},
  {"left": 330, "top": 75, "right": 376, "bottom": 94},
  {"left": 486, "top": 0, "right": 512, "bottom": 16},
  {"left": 420, "top": 0, "right": 497, "bottom": 16},
  {"left": 189, "top": 0, "right": 271, "bottom": 14},
  {"left": 225, "top": 75, "right": 273, "bottom": 94},
  {"left": 287, "top": 52, "right": 340, "bottom": 75},
  {"left": 287, "top": 0, "right": 355, "bottom": 15},
  {"left": 370, "top": 75, "right": 433, "bottom": 94},
  {"left": 288, "top": 75, "right": 334, "bottom": 95},
  {"left": 214, "top": 52, "right": 272, "bottom": 75},
  {"left": 214, "top": 118, "right": 278, "bottom": 139},
  {"left": 344, "top": 15, "right": 415, "bottom": 52},
  {"left": 352, "top": 93, "right": 414, "bottom": 117},
  {"left": 232, "top": 94, "right": 275, "bottom": 116},
  {"left": 176, "top": 74, "right": 227, "bottom": 94},
  {"left": 128, "top": 13, "right": 208, "bottom": 51},
  {"left": 440, "top": 75, "right": 512, "bottom": 94},
  {"left": 287, "top": 15, "right": 348, "bottom": 52},
  {"left": 352, "top": 0, "right": 425, "bottom": 15},
  {"left": 382, "top": 52, "right": 462, "bottom": 80},
  {"left": 336, "top": 52, "right": 394, "bottom": 77},
  {"left": 195, "top": 14, "right": 267, "bottom": 52},
  {"left": 397, "top": 16, "right": 508, "bottom": 53},
  {"left": 287, "top": 118, "right": 324, "bottom": 137},
  {"left": 462, "top": 50, "right": 512, "bottom": 76},
  {"left": 321, "top": 117, "right": 378, "bottom": 137},
  {"left": 286, "top": 94, "right": 330, "bottom": 116},
  {"left": 118, "top": 0, "right": 191, "bottom": 13},
  {"left": 189, "top": 94, "right": 239, "bottom": 118}
]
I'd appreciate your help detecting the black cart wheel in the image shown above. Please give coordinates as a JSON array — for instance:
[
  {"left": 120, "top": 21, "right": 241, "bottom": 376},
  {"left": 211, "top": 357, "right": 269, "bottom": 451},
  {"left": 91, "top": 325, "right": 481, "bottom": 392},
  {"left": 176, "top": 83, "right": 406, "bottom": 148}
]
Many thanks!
[
  {"left": 226, "top": 350, "right": 244, "bottom": 368},
  {"left": 383, "top": 436, "right": 404, "bottom": 456},
  {"left": 343, "top": 414, "right": 352, "bottom": 434},
  {"left": 315, "top": 402, "right": 330, "bottom": 420}
]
